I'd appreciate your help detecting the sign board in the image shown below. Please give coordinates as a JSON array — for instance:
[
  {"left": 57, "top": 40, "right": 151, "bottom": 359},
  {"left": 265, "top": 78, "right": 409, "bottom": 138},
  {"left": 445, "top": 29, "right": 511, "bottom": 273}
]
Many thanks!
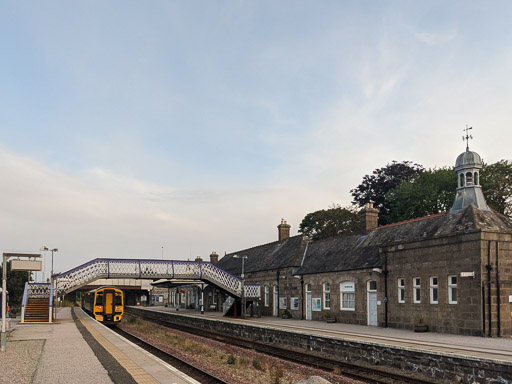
[
  {"left": 509, "top": 295, "right": 512, "bottom": 304},
  {"left": 460, "top": 272, "right": 475, "bottom": 278},
  {"left": 11, "top": 260, "right": 42, "bottom": 272}
]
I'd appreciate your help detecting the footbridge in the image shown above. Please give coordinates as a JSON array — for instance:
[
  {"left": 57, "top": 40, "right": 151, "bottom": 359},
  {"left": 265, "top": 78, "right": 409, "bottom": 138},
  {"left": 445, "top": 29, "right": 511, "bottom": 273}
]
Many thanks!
[
  {"left": 54, "top": 258, "right": 260, "bottom": 298},
  {"left": 21, "top": 259, "right": 260, "bottom": 322}
]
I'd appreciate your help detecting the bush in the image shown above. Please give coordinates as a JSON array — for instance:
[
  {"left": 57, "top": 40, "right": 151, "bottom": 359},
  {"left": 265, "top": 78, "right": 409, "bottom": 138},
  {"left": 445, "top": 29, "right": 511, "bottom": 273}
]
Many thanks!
[{"left": 227, "top": 354, "right": 236, "bottom": 365}]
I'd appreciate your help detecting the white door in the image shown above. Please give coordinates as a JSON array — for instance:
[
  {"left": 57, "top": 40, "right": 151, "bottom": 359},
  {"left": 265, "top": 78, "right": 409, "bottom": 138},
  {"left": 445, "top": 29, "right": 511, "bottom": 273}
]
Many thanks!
[
  {"left": 273, "top": 286, "right": 278, "bottom": 317},
  {"left": 368, "top": 292, "right": 378, "bottom": 326},
  {"left": 306, "top": 292, "right": 312, "bottom": 320}
]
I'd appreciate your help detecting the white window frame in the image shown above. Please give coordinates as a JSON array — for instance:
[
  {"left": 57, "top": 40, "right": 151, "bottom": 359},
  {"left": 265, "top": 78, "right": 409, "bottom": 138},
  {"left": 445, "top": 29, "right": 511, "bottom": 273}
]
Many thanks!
[
  {"left": 340, "top": 281, "right": 355, "bottom": 311},
  {"left": 398, "top": 278, "right": 405, "bottom": 304},
  {"left": 323, "top": 282, "right": 331, "bottom": 310},
  {"left": 448, "top": 275, "right": 458, "bottom": 304},
  {"left": 264, "top": 286, "right": 269, "bottom": 307},
  {"left": 430, "top": 276, "right": 438, "bottom": 304},
  {"left": 413, "top": 277, "right": 421, "bottom": 304},
  {"left": 279, "top": 297, "right": 287, "bottom": 309}
]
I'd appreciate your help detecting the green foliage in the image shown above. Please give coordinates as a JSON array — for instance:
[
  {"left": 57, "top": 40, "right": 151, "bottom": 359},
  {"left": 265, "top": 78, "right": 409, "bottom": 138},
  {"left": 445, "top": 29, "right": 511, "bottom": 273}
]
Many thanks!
[
  {"left": 299, "top": 205, "right": 360, "bottom": 240},
  {"left": 384, "top": 168, "right": 456, "bottom": 223},
  {"left": 351, "top": 161, "right": 424, "bottom": 225},
  {"left": 481, "top": 160, "right": 512, "bottom": 218},
  {"left": 0, "top": 261, "right": 30, "bottom": 307}
]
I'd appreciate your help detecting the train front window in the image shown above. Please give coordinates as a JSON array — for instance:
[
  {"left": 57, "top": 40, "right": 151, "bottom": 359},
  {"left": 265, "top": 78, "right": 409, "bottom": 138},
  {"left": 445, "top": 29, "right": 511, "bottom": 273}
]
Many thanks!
[
  {"left": 95, "top": 294, "right": 103, "bottom": 306},
  {"left": 115, "top": 294, "right": 122, "bottom": 305}
]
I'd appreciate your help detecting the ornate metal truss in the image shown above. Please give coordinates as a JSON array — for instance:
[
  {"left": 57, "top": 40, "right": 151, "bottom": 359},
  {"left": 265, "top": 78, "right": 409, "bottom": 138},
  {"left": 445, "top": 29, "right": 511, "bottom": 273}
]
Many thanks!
[{"left": 55, "top": 258, "right": 260, "bottom": 299}]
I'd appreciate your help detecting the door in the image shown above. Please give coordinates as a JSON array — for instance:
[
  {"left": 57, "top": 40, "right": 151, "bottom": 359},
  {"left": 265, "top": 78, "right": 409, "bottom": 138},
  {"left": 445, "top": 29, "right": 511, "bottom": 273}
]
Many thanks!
[
  {"left": 367, "top": 280, "right": 378, "bottom": 326},
  {"left": 273, "top": 286, "right": 278, "bottom": 317},
  {"left": 105, "top": 292, "right": 113, "bottom": 315},
  {"left": 306, "top": 284, "right": 312, "bottom": 320}
]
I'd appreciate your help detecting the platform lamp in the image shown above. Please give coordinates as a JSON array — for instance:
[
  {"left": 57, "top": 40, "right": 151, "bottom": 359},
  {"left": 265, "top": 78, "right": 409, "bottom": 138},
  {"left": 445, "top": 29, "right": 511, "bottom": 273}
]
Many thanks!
[{"left": 233, "top": 255, "right": 248, "bottom": 318}]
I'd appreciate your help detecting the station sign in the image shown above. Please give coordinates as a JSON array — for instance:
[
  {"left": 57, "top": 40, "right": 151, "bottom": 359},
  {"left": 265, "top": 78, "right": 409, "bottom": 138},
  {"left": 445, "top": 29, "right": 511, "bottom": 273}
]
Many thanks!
[
  {"left": 11, "top": 260, "right": 42, "bottom": 272},
  {"left": 460, "top": 271, "right": 475, "bottom": 278}
]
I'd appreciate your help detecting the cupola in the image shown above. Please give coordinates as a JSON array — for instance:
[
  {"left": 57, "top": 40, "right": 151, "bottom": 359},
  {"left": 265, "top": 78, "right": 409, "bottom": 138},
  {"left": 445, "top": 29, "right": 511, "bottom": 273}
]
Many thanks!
[{"left": 450, "top": 129, "right": 489, "bottom": 213}]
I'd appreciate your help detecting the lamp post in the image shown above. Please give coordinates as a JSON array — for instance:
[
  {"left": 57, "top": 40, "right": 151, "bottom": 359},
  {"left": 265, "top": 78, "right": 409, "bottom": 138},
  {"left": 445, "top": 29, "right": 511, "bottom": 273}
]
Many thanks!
[
  {"left": 42, "top": 247, "right": 58, "bottom": 320},
  {"left": 233, "top": 255, "right": 247, "bottom": 318}
]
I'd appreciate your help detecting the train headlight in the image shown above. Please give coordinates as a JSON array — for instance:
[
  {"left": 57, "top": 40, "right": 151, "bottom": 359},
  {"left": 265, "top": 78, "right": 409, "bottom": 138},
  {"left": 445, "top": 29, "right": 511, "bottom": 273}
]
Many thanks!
[{"left": 96, "top": 305, "right": 103, "bottom": 311}]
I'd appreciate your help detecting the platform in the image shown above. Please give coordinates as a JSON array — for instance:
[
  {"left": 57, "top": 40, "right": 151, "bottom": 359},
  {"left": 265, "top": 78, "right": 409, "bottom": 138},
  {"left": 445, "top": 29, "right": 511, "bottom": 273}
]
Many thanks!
[
  {"left": 142, "top": 305, "right": 512, "bottom": 363},
  {"left": 0, "top": 307, "right": 199, "bottom": 384}
]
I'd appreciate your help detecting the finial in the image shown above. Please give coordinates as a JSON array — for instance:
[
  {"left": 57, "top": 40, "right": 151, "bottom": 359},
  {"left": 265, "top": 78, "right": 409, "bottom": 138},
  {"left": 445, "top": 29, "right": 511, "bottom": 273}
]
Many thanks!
[{"left": 462, "top": 125, "right": 473, "bottom": 151}]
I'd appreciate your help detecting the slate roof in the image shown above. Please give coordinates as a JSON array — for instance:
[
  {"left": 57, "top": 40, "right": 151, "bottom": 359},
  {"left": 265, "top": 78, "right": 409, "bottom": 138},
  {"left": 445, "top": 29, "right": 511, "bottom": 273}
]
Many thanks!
[
  {"left": 217, "top": 206, "right": 512, "bottom": 277},
  {"left": 216, "top": 234, "right": 307, "bottom": 275},
  {"left": 296, "top": 205, "right": 512, "bottom": 276}
]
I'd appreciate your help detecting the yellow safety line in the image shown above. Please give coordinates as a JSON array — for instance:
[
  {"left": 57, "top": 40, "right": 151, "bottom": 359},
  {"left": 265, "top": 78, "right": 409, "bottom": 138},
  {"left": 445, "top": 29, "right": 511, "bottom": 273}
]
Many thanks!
[{"left": 77, "top": 310, "right": 159, "bottom": 384}]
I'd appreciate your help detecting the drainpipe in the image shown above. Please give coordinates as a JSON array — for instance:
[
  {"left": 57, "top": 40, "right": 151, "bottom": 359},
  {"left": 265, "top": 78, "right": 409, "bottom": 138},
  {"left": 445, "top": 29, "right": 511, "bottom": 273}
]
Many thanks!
[
  {"left": 300, "top": 275, "right": 304, "bottom": 320},
  {"left": 486, "top": 241, "right": 492, "bottom": 337},
  {"left": 482, "top": 284, "right": 486, "bottom": 337},
  {"left": 496, "top": 242, "right": 501, "bottom": 337},
  {"left": 383, "top": 252, "right": 389, "bottom": 328},
  {"left": 276, "top": 270, "right": 280, "bottom": 317}
]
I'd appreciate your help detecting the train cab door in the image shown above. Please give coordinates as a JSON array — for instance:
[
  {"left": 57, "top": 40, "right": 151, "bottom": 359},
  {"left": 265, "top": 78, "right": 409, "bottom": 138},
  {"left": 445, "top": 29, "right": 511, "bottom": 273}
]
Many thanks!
[{"left": 105, "top": 291, "right": 114, "bottom": 315}]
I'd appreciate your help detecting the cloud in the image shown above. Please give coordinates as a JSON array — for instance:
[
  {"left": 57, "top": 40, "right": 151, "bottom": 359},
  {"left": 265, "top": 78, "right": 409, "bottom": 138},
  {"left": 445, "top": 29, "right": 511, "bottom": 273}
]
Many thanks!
[{"left": 416, "top": 30, "right": 458, "bottom": 46}]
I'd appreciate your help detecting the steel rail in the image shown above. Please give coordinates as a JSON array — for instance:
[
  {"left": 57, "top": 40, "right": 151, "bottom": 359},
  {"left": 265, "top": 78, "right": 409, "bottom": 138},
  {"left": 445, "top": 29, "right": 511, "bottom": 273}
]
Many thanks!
[
  {"left": 126, "top": 309, "right": 434, "bottom": 384},
  {"left": 112, "top": 326, "right": 228, "bottom": 384}
]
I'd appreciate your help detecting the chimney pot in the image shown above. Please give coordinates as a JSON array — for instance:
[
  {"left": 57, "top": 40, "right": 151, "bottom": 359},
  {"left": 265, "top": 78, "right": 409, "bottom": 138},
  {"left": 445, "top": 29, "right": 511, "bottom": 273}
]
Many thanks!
[{"left": 209, "top": 251, "right": 219, "bottom": 264}]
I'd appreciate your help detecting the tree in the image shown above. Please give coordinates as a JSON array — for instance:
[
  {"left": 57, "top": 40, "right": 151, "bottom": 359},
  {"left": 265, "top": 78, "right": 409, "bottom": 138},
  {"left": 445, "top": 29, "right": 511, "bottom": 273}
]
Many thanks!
[
  {"left": 384, "top": 168, "right": 457, "bottom": 223},
  {"left": 0, "top": 261, "right": 30, "bottom": 308},
  {"left": 351, "top": 161, "right": 424, "bottom": 225},
  {"left": 299, "top": 205, "right": 360, "bottom": 241},
  {"left": 481, "top": 160, "right": 512, "bottom": 218}
]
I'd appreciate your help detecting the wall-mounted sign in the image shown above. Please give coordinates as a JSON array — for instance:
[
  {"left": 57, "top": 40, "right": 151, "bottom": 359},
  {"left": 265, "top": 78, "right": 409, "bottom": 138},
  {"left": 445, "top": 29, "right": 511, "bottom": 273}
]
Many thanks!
[{"left": 460, "top": 272, "right": 475, "bottom": 278}]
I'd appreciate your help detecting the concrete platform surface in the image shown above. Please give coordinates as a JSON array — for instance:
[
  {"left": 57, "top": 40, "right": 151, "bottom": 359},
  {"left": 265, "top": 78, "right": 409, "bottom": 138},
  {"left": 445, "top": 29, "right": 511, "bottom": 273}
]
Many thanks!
[{"left": 0, "top": 307, "right": 199, "bottom": 384}]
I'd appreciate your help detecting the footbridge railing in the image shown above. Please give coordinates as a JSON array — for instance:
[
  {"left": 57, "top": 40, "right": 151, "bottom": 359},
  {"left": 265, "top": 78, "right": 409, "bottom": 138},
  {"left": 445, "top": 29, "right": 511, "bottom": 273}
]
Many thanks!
[{"left": 55, "top": 258, "right": 260, "bottom": 299}]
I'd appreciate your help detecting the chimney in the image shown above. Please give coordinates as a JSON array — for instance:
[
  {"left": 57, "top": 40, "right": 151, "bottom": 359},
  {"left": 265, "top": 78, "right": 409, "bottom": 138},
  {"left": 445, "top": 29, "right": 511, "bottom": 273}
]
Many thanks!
[
  {"left": 195, "top": 256, "right": 203, "bottom": 262},
  {"left": 209, "top": 251, "right": 219, "bottom": 264},
  {"left": 277, "top": 219, "right": 291, "bottom": 243},
  {"left": 358, "top": 203, "right": 379, "bottom": 235}
]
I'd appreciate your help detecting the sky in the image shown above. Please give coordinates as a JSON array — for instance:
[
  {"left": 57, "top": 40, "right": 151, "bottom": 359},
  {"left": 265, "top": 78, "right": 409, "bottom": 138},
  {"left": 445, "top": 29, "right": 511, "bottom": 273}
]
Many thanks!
[{"left": 1, "top": 1, "right": 512, "bottom": 277}]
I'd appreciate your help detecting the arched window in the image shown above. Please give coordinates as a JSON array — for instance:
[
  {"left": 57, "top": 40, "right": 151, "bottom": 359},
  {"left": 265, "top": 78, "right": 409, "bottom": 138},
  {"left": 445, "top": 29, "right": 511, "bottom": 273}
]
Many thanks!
[
  {"left": 466, "top": 172, "right": 473, "bottom": 185},
  {"left": 459, "top": 173, "right": 465, "bottom": 188},
  {"left": 323, "top": 282, "right": 331, "bottom": 309},
  {"left": 474, "top": 172, "right": 479, "bottom": 186}
]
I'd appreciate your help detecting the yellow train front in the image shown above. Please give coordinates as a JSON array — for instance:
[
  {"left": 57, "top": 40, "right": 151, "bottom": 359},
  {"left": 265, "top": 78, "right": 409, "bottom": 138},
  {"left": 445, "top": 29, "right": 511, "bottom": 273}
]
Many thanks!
[{"left": 82, "top": 286, "right": 124, "bottom": 325}]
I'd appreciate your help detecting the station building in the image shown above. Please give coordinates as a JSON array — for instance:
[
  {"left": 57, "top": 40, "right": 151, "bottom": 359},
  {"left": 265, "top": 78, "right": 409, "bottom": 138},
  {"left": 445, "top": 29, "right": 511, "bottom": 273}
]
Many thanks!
[{"left": 215, "top": 146, "right": 512, "bottom": 337}]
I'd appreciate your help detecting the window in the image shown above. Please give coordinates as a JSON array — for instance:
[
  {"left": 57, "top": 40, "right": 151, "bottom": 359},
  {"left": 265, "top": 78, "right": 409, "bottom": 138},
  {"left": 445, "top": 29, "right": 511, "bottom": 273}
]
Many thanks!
[
  {"left": 466, "top": 171, "right": 473, "bottom": 185},
  {"left": 340, "top": 282, "right": 355, "bottom": 310},
  {"left": 474, "top": 172, "right": 479, "bottom": 185},
  {"left": 398, "top": 278, "right": 405, "bottom": 303},
  {"left": 264, "top": 286, "right": 269, "bottom": 307},
  {"left": 459, "top": 173, "right": 464, "bottom": 187},
  {"left": 279, "top": 297, "right": 287, "bottom": 309},
  {"left": 448, "top": 275, "right": 458, "bottom": 304},
  {"left": 413, "top": 277, "right": 421, "bottom": 303},
  {"left": 323, "top": 283, "right": 331, "bottom": 309},
  {"left": 430, "top": 277, "right": 438, "bottom": 304},
  {"left": 290, "top": 297, "right": 299, "bottom": 310}
]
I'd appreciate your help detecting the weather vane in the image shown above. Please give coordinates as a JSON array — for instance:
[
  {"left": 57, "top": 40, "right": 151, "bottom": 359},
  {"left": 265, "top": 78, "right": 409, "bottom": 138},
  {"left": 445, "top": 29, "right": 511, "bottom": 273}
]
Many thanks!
[{"left": 462, "top": 125, "right": 473, "bottom": 151}]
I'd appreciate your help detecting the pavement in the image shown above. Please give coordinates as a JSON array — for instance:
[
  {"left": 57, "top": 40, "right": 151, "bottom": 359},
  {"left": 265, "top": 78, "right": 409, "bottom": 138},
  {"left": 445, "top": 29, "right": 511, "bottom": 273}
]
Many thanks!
[{"left": 0, "top": 307, "right": 198, "bottom": 384}]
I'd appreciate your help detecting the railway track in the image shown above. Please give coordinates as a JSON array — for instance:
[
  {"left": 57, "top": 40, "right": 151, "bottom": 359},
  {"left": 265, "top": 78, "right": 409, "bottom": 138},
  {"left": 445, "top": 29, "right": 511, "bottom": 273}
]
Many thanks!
[
  {"left": 124, "top": 308, "right": 435, "bottom": 384},
  {"left": 112, "top": 326, "right": 228, "bottom": 384}
]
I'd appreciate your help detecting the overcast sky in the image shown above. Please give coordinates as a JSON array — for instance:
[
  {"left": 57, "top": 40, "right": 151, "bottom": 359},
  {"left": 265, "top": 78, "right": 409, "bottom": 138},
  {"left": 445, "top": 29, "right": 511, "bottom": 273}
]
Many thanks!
[{"left": 2, "top": 1, "right": 512, "bottom": 276}]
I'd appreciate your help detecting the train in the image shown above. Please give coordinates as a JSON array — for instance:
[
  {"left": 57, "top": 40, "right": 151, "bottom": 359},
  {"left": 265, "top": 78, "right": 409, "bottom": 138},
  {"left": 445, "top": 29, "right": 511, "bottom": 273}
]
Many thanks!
[{"left": 82, "top": 286, "right": 124, "bottom": 325}]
